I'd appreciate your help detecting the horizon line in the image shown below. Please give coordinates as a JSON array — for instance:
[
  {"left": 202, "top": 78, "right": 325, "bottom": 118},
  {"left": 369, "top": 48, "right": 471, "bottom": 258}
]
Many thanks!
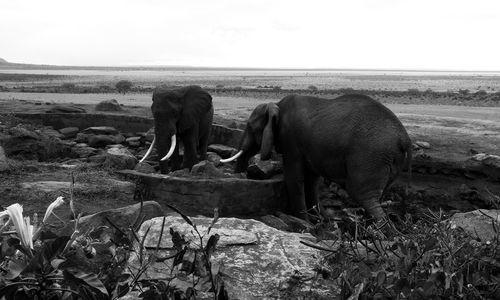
[{"left": 1, "top": 58, "right": 500, "bottom": 73}]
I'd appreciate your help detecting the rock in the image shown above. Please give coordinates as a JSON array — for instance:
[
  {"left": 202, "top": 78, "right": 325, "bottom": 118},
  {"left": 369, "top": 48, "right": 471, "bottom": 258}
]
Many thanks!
[
  {"left": 0, "top": 146, "right": 8, "bottom": 172},
  {"left": 276, "top": 212, "right": 315, "bottom": 232},
  {"left": 57, "top": 201, "right": 164, "bottom": 237},
  {"left": 206, "top": 152, "right": 222, "bottom": 167},
  {"left": 41, "top": 128, "right": 64, "bottom": 139},
  {"left": 58, "top": 127, "right": 79, "bottom": 139},
  {"left": 88, "top": 134, "right": 125, "bottom": 148},
  {"left": 247, "top": 154, "right": 283, "bottom": 180},
  {"left": 130, "top": 216, "right": 336, "bottom": 299},
  {"left": 126, "top": 136, "right": 142, "bottom": 147},
  {"left": 144, "top": 128, "right": 155, "bottom": 142},
  {"left": 191, "top": 161, "right": 226, "bottom": 178},
  {"left": 259, "top": 214, "right": 290, "bottom": 231},
  {"left": 81, "top": 126, "right": 119, "bottom": 135},
  {"left": 106, "top": 143, "right": 125, "bottom": 149},
  {"left": 449, "top": 209, "right": 500, "bottom": 242},
  {"left": 46, "top": 105, "right": 86, "bottom": 113},
  {"left": 472, "top": 153, "right": 489, "bottom": 161},
  {"left": 95, "top": 99, "right": 122, "bottom": 111},
  {"left": 134, "top": 162, "right": 156, "bottom": 173},
  {"left": 482, "top": 155, "right": 500, "bottom": 169},
  {"left": 169, "top": 168, "right": 190, "bottom": 177},
  {"left": 207, "top": 144, "right": 237, "bottom": 158},
  {"left": 90, "top": 147, "right": 137, "bottom": 170},
  {"left": 72, "top": 146, "right": 98, "bottom": 158},
  {"left": 20, "top": 179, "right": 135, "bottom": 194},
  {"left": 415, "top": 141, "right": 431, "bottom": 149}
]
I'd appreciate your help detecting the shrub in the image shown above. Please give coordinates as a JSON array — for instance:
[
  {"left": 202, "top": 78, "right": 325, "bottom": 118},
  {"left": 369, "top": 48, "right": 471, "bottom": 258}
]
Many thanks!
[
  {"left": 61, "top": 83, "right": 76, "bottom": 91},
  {"left": 115, "top": 80, "right": 133, "bottom": 94},
  {"left": 308, "top": 85, "right": 318, "bottom": 92}
]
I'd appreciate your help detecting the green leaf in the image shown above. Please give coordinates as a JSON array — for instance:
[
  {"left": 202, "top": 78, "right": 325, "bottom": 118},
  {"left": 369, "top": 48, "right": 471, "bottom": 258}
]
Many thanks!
[
  {"left": 4, "top": 257, "right": 28, "bottom": 280},
  {"left": 376, "top": 271, "right": 386, "bottom": 287},
  {"left": 63, "top": 267, "right": 109, "bottom": 297}
]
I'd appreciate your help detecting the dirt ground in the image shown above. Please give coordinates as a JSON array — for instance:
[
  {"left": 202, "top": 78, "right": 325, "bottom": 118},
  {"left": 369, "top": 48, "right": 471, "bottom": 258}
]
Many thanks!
[{"left": 1, "top": 93, "right": 499, "bottom": 220}]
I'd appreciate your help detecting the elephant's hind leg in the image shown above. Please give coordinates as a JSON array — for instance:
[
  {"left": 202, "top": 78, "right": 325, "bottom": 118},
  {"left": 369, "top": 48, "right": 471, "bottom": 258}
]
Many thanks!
[{"left": 346, "top": 166, "right": 392, "bottom": 221}]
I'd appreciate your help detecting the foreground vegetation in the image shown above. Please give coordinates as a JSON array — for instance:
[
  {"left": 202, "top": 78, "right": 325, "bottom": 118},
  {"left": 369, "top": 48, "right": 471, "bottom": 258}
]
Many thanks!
[{"left": 1, "top": 168, "right": 500, "bottom": 299}]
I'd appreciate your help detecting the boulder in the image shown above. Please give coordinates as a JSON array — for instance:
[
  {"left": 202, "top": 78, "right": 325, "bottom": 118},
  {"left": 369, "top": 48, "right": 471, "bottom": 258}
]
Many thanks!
[
  {"left": 449, "top": 209, "right": 500, "bottom": 242},
  {"left": 72, "top": 146, "right": 98, "bottom": 158},
  {"left": 247, "top": 154, "right": 283, "bottom": 180},
  {"left": 190, "top": 160, "right": 226, "bottom": 178},
  {"left": 207, "top": 144, "right": 238, "bottom": 158},
  {"left": 130, "top": 216, "right": 336, "bottom": 299},
  {"left": 125, "top": 136, "right": 142, "bottom": 147},
  {"left": 95, "top": 99, "right": 122, "bottom": 111},
  {"left": 57, "top": 201, "right": 164, "bottom": 237},
  {"left": 58, "top": 127, "right": 80, "bottom": 139},
  {"left": 134, "top": 162, "right": 156, "bottom": 174},
  {"left": 88, "top": 134, "right": 125, "bottom": 148},
  {"left": 41, "top": 128, "right": 64, "bottom": 139},
  {"left": 81, "top": 126, "right": 119, "bottom": 135},
  {"left": 206, "top": 152, "right": 222, "bottom": 167},
  {"left": 46, "top": 105, "right": 86, "bottom": 113},
  {"left": 415, "top": 141, "right": 431, "bottom": 149},
  {"left": 90, "top": 147, "right": 137, "bottom": 170},
  {"left": 0, "top": 146, "right": 8, "bottom": 172}
]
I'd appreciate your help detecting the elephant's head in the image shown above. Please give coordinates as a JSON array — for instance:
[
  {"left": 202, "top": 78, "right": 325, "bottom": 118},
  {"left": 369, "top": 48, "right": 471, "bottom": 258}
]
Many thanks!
[
  {"left": 222, "top": 102, "right": 279, "bottom": 172},
  {"left": 140, "top": 85, "right": 212, "bottom": 165}
]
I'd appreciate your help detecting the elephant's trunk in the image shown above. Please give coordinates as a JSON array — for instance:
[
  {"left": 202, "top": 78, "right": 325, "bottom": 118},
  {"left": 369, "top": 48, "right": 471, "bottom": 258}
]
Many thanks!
[
  {"left": 160, "top": 134, "right": 177, "bottom": 161},
  {"left": 139, "top": 137, "right": 156, "bottom": 163}
]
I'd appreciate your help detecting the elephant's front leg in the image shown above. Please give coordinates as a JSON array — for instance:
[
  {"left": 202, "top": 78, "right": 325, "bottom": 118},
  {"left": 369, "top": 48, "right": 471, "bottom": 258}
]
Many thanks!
[
  {"left": 181, "top": 128, "right": 199, "bottom": 169},
  {"left": 283, "top": 158, "right": 308, "bottom": 220}
]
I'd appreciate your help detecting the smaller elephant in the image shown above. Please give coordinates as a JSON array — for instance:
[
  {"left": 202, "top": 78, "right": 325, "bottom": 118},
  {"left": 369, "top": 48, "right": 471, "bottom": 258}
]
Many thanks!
[
  {"left": 141, "top": 85, "right": 213, "bottom": 173},
  {"left": 222, "top": 94, "right": 412, "bottom": 221}
]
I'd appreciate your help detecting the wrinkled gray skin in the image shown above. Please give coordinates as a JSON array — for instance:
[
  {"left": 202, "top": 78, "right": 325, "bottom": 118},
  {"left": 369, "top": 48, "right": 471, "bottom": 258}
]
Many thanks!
[
  {"left": 152, "top": 85, "right": 213, "bottom": 173},
  {"left": 235, "top": 94, "right": 412, "bottom": 221}
]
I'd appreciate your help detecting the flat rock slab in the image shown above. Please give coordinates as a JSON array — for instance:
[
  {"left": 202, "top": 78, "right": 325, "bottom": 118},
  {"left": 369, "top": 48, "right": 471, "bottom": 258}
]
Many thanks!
[
  {"left": 132, "top": 216, "right": 337, "bottom": 299},
  {"left": 20, "top": 179, "right": 135, "bottom": 194}
]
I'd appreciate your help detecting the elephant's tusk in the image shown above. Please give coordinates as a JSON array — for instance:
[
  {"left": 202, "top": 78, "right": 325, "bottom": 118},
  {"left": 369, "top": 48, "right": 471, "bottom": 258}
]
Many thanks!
[
  {"left": 220, "top": 150, "right": 243, "bottom": 163},
  {"left": 160, "top": 134, "right": 177, "bottom": 161},
  {"left": 139, "top": 137, "right": 156, "bottom": 163}
]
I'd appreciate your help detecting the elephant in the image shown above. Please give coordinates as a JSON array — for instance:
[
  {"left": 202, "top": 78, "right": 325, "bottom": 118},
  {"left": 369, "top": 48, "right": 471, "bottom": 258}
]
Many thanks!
[
  {"left": 222, "top": 94, "right": 412, "bottom": 221},
  {"left": 140, "top": 85, "right": 214, "bottom": 173}
]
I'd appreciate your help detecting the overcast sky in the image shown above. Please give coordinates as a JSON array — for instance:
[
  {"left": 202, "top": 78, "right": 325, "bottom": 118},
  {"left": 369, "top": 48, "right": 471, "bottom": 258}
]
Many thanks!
[{"left": 1, "top": 0, "right": 499, "bottom": 70}]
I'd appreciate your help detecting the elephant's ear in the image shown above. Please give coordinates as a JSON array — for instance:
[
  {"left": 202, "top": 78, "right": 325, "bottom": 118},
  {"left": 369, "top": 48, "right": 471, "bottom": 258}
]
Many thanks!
[
  {"left": 260, "top": 103, "right": 279, "bottom": 160},
  {"left": 178, "top": 86, "right": 213, "bottom": 132}
]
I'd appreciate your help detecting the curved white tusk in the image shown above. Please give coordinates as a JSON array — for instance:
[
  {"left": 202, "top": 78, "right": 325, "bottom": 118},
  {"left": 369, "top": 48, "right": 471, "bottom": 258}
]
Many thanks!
[
  {"left": 220, "top": 150, "right": 243, "bottom": 163},
  {"left": 160, "top": 134, "right": 177, "bottom": 161},
  {"left": 139, "top": 137, "right": 155, "bottom": 163}
]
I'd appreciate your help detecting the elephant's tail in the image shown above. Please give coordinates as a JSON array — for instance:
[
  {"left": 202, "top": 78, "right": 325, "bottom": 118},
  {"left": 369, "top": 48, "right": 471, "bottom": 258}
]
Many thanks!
[{"left": 404, "top": 147, "right": 412, "bottom": 197}]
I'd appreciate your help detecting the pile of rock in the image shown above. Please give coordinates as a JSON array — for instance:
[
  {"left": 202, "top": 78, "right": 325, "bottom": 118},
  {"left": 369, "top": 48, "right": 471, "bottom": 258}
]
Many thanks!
[{"left": 0, "top": 121, "right": 284, "bottom": 179}]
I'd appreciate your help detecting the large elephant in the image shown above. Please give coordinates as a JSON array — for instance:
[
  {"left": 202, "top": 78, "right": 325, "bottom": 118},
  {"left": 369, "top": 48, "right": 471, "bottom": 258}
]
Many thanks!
[
  {"left": 141, "top": 85, "right": 213, "bottom": 173},
  {"left": 222, "top": 94, "right": 412, "bottom": 221}
]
